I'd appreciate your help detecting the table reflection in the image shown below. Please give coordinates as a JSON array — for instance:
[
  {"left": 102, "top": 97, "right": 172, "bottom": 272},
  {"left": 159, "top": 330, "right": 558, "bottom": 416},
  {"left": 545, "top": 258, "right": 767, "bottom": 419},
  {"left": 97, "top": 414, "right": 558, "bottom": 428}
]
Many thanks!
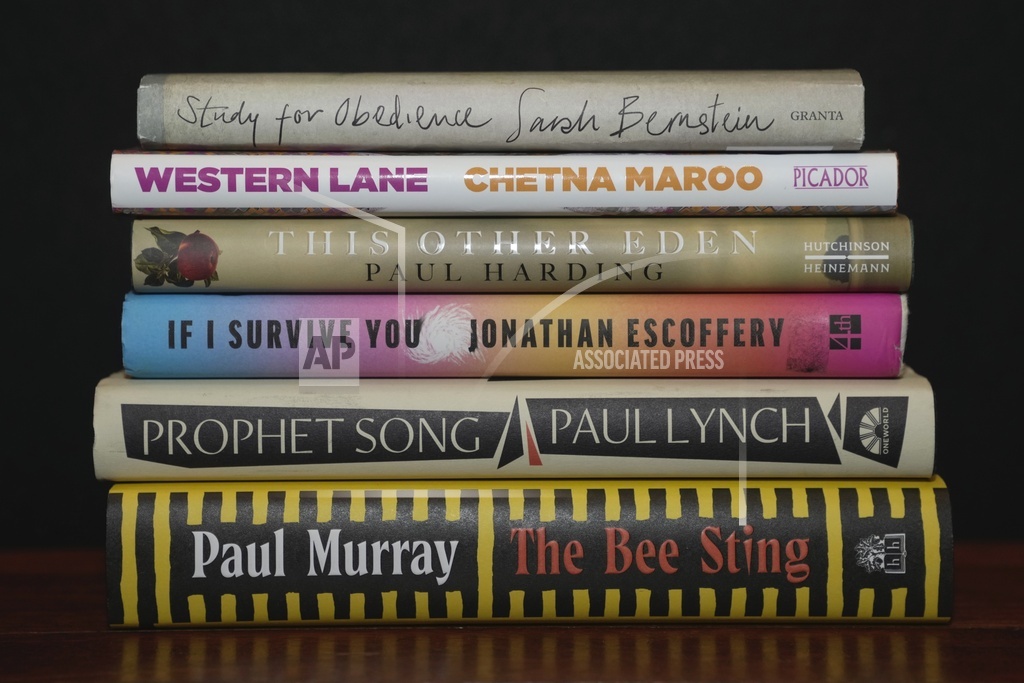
[{"left": 111, "top": 625, "right": 947, "bottom": 682}]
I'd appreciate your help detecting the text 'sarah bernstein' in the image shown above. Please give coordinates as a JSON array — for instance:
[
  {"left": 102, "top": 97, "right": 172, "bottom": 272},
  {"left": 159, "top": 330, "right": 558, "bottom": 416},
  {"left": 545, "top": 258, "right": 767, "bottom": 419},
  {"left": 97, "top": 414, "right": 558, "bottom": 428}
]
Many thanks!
[
  {"left": 119, "top": 291, "right": 908, "bottom": 379},
  {"left": 130, "top": 215, "right": 914, "bottom": 294},
  {"left": 108, "top": 150, "right": 899, "bottom": 217},
  {"left": 106, "top": 477, "right": 953, "bottom": 627},
  {"left": 136, "top": 70, "right": 865, "bottom": 151}
]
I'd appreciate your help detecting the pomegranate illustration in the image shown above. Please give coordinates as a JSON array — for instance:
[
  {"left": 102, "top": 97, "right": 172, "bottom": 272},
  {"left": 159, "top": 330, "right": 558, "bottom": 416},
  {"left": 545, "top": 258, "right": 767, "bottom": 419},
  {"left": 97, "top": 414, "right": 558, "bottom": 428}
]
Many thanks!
[{"left": 176, "top": 231, "right": 220, "bottom": 281}]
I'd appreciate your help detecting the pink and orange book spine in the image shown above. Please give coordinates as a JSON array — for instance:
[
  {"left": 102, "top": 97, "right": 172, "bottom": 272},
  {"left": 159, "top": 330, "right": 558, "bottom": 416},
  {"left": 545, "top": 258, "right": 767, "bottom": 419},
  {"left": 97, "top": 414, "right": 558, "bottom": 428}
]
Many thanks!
[{"left": 120, "top": 291, "right": 907, "bottom": 379}]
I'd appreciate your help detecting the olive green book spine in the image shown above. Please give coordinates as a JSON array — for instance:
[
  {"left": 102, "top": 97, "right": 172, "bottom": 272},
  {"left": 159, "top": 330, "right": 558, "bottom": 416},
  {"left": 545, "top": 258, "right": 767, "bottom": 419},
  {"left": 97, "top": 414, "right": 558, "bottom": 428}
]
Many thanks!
[
  {"left": 132, "top": 215, "right": 913, "bottom": 294},
  {"left": 107, "top": 477, "right": 952, "bottom": 627}
]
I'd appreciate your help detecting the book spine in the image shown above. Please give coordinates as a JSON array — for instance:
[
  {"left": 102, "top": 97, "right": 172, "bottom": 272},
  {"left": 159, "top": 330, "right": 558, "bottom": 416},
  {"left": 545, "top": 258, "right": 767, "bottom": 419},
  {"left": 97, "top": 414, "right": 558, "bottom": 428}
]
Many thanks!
[
  {"left": 106, "top": 477, "right": 953, "bottom": 627},
  {"left": 136, "top": 71, "right": 865, "bottom": 151},
  {"left": 109, "top": 151, "right": 899, "bottom": 217},
  {"left": 132, "top": 215, "right": 914, "bottom": 294},
  {"left": 92, "top": 371, "right": 935, "bottom": 481},
  {"left": 119, "top": 292, "right": 908, "bottom": 379}
]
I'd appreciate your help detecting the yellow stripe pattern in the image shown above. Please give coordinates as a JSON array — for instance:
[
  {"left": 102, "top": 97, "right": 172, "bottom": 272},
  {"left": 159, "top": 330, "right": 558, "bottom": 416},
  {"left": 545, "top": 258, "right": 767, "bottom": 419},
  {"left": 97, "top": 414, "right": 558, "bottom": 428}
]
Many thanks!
[{"left": 108, "top": 478, "right": 950, "bottom": 626}]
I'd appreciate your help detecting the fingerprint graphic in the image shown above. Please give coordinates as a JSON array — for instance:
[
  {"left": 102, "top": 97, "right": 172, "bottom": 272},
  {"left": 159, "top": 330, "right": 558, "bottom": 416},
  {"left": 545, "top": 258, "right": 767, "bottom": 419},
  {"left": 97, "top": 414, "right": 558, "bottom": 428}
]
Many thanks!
[
  {"left": 786, "top": 314, "right": 829, "bottom": 373},
  {"left": 407, "top": 303, "right": 483, "bottom": 365}
]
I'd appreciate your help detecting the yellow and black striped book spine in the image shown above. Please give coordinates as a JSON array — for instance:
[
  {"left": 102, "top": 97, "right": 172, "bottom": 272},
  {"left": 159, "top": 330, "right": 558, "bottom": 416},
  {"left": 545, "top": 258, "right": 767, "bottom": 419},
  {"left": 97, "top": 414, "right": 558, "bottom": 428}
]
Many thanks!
[{"left": 107, "top": 477, "right": 952, "bottom": 627}]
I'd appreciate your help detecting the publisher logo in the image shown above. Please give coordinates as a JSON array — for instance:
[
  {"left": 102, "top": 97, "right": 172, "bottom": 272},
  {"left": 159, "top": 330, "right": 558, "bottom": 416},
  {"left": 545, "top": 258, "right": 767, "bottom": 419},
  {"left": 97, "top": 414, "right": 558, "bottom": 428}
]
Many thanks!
[
  {"left": 829, "top": 314, "right": 861, "bottom": 350},
  {"left": 802, "top": 235, "right": 893, "bottom": 284},
  {"left": 793, "top": 165, "right": 869, "bottom": 189},
  {"left": 842, "top": 396, "right": 909, "bottom": 467},
  {"left": 855, "top": 533, "right": 907, "bottom": 574}
]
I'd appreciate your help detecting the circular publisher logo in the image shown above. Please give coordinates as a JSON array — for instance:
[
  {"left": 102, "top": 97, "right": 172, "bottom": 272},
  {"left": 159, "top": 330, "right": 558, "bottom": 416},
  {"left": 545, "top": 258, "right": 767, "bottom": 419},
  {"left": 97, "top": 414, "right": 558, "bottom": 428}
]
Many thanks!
[{"left": 857, "top": 407, "right": 891, "bottom": 455}]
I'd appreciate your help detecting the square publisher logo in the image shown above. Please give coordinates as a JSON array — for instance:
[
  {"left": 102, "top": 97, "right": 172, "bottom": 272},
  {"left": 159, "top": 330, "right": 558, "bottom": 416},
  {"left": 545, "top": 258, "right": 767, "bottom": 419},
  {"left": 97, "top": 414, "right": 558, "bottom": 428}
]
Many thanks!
[
  {"left": 855, "top": 533, "right": 907, "bottom": 575},
  {"left": 829, "top": 314, "right": 862, "bottom": 351},
  {"left": 298, "top": 317, "right": 360, "bottom": 387}
]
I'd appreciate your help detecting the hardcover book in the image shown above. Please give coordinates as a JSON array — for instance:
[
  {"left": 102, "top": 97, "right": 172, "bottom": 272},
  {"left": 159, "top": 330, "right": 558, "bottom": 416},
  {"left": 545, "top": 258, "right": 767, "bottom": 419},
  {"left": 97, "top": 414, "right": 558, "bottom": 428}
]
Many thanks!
[
  {"left": 106, "top": 476, "right": 953, "bottom": 627},
  {"left": 136, "top": 70, "right": 865, "bottom": 152},
  {"left": 92, "top": 368, "right": 935, "bottom": 481},
  {"left": 109, "top": 150, "right": 899, "bottom": 217},
  {"left": 131, "top": 214, "right": 914, "bottom": 294},
  {"left": 119, "top": 291, "right": 908, "bottom": 379}
]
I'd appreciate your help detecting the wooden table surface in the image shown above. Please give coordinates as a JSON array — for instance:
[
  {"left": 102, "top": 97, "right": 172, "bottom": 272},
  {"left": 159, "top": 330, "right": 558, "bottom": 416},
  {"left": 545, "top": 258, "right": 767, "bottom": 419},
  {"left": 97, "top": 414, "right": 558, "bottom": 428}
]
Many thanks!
[{"left": 1, "top": 541, "right": 1021, "bottom": 682}]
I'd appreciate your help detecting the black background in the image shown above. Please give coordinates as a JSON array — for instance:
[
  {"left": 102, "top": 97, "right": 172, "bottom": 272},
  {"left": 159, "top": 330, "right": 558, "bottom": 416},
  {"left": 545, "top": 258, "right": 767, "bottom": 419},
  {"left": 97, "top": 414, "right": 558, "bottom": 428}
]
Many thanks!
[{"left": 6, "top": 2, "right": 1016, "bottom": 547}]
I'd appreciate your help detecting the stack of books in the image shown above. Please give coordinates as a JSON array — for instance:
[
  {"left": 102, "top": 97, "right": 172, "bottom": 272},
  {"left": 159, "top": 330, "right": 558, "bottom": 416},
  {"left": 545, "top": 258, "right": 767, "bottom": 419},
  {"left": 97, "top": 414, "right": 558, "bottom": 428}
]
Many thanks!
[{"left": 95, "top": 71, "right": 952, "bottom": 627}]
